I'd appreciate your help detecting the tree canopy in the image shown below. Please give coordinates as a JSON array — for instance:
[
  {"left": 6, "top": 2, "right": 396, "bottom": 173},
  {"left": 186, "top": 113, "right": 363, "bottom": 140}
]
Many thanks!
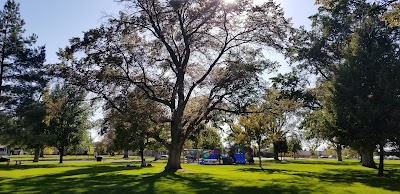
[
  {"left": 288, "top": 0, "right": 400, "bottom": 176},
  {"left": 0, "top": 0, "right": 46, "bottom": 111},
  {"left": 54, "top": 0, "right": 291, "bottom": 171}
]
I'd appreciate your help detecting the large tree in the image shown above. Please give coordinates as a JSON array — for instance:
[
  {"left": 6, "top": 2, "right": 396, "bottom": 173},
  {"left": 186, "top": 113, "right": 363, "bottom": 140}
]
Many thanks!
[
  {"left": 0, "top": 0, "right": 46, "bottom": 110},
  {"left": 0, "top": 0, "right": 47, "bottom": 159},
  {"left": 332, "top": 13, "right": 400, "bottom": 175},
  {"left": 287, "top": 0, "right": 400, "bottom": 172},
  {"left": 55, "top": 0, "right": 291, "bottom": 171},
  {"left": 44, "top": 84, "right": 92, "bottom": 163}
]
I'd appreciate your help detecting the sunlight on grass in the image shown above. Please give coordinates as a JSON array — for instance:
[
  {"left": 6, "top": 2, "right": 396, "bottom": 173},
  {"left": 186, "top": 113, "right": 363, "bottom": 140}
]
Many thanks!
[{"left": 0, "top": 159, "right": 399, "bottom": 194}]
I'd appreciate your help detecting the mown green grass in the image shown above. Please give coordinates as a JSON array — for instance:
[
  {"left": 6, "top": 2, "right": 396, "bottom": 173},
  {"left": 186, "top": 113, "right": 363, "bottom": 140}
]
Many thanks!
[
  {"left": 3, "top": 155, "right": 154, "bottom": 161},
  {"left": 0, "top": 159, "right": 399, "bottom": 194}
]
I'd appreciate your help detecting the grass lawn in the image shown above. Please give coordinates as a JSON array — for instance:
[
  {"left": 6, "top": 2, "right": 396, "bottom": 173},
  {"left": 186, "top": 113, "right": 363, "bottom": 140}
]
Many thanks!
[
  {"left": 4, "top": 155, "right": 154, "bottom": 162},
  {"left": 0, "top": 159, "right": 399, "bottom": 194}
]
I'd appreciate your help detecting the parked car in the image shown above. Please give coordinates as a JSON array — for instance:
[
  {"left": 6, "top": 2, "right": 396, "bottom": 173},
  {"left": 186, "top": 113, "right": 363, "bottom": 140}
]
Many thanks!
[
  {"left": 373, "top": 156, "right": 388, "bottom": 160},
  {"left": 0, "top": 156, "right": 10, "bottom": 162},
  {"left": 387, "top": 155, "right": 400, "bottom": 160},
  {"left": 320, "top": 155, "right": 328, "bottom": 158},
  {"left": 328, "top": 155, "right": 336, "bottom": 159},
  {"left": 159, "top": 155, "right": 169, "bottom": 160}
]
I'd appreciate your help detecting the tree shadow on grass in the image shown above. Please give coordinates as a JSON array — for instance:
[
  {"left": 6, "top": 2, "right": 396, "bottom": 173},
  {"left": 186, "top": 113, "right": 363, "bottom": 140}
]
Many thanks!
[
  {"left": 1, "top": 165, "right": 315, "bottom": 194},
  {"left": 0, "top": 163, "right": 58, "bottom": 171},
  {"left": 292, "top": 168, "right": 400, "bottom": 192},
  {"left": 0, "top": 161, "right": 132, "bottom": 171},
  {"left": 111, "top": 170, "right": 315, "bottom": 194},
  {"left": 237, "top": 167, "right": 290, "bottom": 174},
  {"left": 1, "top": 165, "right": 148, "bottom": 193}
]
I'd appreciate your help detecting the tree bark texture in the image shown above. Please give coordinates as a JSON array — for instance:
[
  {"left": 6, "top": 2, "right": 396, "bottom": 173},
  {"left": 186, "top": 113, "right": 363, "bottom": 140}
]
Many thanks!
[
  {"left": 59, "top": 147, "right": 64, "bottom": 164},
  {"left": 378, "top": 143, "right": 384, "bottom": 177},
  {"left": 33, "top": 147, "right": 40, "bottom": 162},
  {"left": 361, "top": 148, "right": 376, "bottom": 168},
  {"left": 123, "top": 150, "right": 129, "bottom": 158},
  {"left": 337, "top": 145, "right": 343, "bottom": 162},
  {"left": 273, "top": 142, "right": 279, "bottom": 160},
  {"left": 165, "top": 143, "right": 183, "bottom": 172}
]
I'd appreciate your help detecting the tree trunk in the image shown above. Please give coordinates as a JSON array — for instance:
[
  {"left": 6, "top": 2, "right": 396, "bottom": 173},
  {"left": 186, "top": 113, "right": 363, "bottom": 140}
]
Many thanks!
[
  {"left": 33, "top": 147, "right": 40, "bottom": 162},
  {"left": 378, "top": 143, "right": 384, "bottom": 177},
  {"left": 123, "top": 150, "right": 129, "bottom": 158},
  {"left": 59, "top": 147, "right": 64, "bottom": 163},
  {"left": 273, "top": 142, "right": 279, "bottom": 160},
  {"left": 0, "top": 63, "right": 3, "bottom": 96},
  {"left": 165, "top": 143, "right": 183, "bottom": 172},
  {"left": 154, "top": 151, "right": 158, "bottom": 161},
  {"left": 258, "top": 141, "right": 262, "bottom": 168},
  {"left": 40, "top": 147, "right": 44, "bottom": 158},
  {"left": 139, "top": 146, "right": 144, "bottom": 163},
  {"left": 337, "top": 144, "right": 343, "bottom": 162},
  {"left": 0, "top": 45, "right": 5, "bottom": 96},
  {"left": 361, "top": 148, "right": 376, "bottom": 168}
]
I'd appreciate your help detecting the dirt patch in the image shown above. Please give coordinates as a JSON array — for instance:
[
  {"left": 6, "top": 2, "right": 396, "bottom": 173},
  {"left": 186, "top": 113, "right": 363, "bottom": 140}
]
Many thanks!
[{"left": 177, "top": 169, "right": 194, "bottom": 173}]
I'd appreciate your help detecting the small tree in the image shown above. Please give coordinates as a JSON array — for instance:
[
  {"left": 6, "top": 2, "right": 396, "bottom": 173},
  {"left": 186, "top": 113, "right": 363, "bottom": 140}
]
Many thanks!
[
  {"left": 44, "top": 84, "right": 92, "bottom": 163},
  {"left": 263, "top": 88, "right": 301, "bottom": 160},
  {"left": 15, "top": 100, "right": 49, "bottom": 162},
  {"left": 191, "top": 125, "right": 222, "bottom": 150},
  {"left": 288, "top": 135, "right": 302, "bottom": 159},
  {"left": 275, "top": 137, "right": 288, "bottom": 161},
  {"left": 301, "top": 82, "right": 346, "bottom": 162},
  {"left": 101, "top": 90, "right": 165, "bottom": 162},
  {"left": 234, "top": 107, "right": 270, "bottom": 168}
]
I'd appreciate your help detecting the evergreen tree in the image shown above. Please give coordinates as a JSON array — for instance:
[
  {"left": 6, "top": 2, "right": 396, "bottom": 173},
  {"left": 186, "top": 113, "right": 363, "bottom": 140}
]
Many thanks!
[
  {"left": 0, "top": 0, "right": 46, "bottom": 110},
  {"left": 332, "top": 13, "right": 400, "bottom": 175},
  {"left": 289, "top": 0, "right": 400, "bottom": 176},
  {"left": 0, "top": 0, "right": 47, "bottom": 156}
]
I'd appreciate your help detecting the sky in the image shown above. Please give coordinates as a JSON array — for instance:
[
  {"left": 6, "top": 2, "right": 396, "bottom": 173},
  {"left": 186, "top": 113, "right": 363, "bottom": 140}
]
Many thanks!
[
  {"left": 13, "top": 0, "right": 319, "bottom": 141},
  {"left": 15, "top": 0, "right": 318, "bottom": 64}
]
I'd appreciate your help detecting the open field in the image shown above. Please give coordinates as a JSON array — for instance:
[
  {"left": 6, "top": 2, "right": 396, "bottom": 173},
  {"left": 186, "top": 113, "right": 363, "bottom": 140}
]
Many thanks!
[{"left": 0, "top": 159, "right": 399, "bottom": 194}]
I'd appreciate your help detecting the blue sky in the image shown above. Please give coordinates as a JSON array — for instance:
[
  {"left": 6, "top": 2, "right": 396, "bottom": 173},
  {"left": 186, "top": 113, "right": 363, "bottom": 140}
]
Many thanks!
[
  {"left": 16, "top": 0, "right": 123, "bottom": 63},
  {"left": 16, "top": 0, "right": 318, "bottom": 64}
]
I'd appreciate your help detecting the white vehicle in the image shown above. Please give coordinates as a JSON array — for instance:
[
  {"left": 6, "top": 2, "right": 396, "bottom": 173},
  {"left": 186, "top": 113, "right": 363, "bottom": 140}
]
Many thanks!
[
  {"left": 159, "top": 155, "right": 169, "bottom": 160},
  {"left": 387, "top": 155, "right": 400, "bottom": 160},
  {"left": 373, "top": 156, "right": 388, "bottom": 160}
]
